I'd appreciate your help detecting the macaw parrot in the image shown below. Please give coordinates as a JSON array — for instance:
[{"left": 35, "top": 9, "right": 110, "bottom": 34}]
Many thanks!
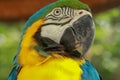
[{"left": 8, "top": 0, "right": 102, "bottom": 80}]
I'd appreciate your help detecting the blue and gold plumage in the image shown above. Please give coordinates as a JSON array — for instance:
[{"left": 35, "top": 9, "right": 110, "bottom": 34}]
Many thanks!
[{"left": 8, "top": 0, "right": 102, "bottom": 80}]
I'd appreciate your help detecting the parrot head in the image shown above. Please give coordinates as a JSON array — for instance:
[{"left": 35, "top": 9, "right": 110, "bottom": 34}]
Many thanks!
[{"left": 21, "top": 0, "right": 94, "bottom": 58}]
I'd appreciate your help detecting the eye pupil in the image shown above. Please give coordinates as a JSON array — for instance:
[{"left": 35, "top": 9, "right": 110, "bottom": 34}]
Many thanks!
[{"left": 56, "top": 10, "right": 59, "bottom": 13}]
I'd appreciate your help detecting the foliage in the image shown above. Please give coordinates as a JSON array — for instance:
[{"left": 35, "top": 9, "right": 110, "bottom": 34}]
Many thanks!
[
  {"left": 91, "top": 7, "right": 120, "bottom": 80},
  {"left": 0, "top": 7, "right": 120, "bottom": 80},
  {"left": 0, "top": 22, "right": 23, "bottom": 80}
]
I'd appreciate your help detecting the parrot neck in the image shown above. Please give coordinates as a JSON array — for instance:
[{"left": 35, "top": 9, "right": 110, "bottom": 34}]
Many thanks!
[{"left": 18, "top": 19, "right": 48, "bottom": 66}]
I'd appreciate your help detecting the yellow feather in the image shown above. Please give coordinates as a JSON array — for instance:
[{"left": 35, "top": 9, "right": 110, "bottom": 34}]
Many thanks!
[
  {"left": 18, "top": 19, "right": 45, "bottom": 65},
  {"left": 18, "top": 57, "right": 85, "bottom": 80}
]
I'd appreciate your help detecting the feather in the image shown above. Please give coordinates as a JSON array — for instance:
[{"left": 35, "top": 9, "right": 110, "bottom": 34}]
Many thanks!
[
  {"left": 80, "top": 60, "right": 102, "bottom": 80},
  {"left": 8, "top": 66, "right": 17, "bottom": 80}
]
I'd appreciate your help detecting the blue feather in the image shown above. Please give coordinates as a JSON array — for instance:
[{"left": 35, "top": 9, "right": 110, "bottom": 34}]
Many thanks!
[
  {"left": 8, "top": 66, "right": 17, "bottom": 80},
  {"left": 80, "top": 60, "right": 102, "bottom": 80}
]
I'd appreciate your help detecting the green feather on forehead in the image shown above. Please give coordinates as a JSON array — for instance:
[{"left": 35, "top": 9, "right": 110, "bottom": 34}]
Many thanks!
[
  {"left": 56, "top": 0, "right": 90, "bottom": 10},
  {"left": 44, "top": 0, "right": 90, "bottom": 17}
]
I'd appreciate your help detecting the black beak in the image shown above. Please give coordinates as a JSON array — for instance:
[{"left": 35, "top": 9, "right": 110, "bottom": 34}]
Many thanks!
[{"left": 60, "top": 14, "right": 94, "bottom": 57}]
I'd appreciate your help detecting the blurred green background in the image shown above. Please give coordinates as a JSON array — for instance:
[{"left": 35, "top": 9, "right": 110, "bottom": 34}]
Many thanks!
[{"left": 0, "top": 7, "right": 120, "bottom": 80}]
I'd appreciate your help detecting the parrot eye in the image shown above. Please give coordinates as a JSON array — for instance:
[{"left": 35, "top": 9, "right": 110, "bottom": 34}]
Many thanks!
[{"left": 53, "top": 8, "right": 62, "bottom": 16}]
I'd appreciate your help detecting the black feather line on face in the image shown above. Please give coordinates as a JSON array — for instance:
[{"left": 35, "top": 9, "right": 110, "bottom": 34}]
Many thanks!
[{"left": 41, "top": 18, "right": 72, "bottom": 27}]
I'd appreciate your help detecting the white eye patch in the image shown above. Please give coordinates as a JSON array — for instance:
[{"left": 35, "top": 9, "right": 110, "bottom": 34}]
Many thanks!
[{"left": 41, "top": 25, "right": 69, "bottom": 43}]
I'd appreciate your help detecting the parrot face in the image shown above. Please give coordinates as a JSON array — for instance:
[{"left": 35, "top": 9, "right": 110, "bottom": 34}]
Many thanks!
[
  {"left": 15, "top": 0, "right": 95, "bottom": 59},
  {"left": 35, "top": 7, "right": 94, "bottom": 57}
]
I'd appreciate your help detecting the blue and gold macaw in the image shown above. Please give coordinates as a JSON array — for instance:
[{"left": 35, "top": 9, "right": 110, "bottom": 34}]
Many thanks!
[{"left": 8, "top": 0, "right": 102, "bottom": 80}]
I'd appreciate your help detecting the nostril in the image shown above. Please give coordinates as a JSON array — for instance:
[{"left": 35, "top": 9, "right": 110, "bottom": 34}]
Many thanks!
[{"left": 79, "top": 11, "right": 83, "bottom": 14}]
